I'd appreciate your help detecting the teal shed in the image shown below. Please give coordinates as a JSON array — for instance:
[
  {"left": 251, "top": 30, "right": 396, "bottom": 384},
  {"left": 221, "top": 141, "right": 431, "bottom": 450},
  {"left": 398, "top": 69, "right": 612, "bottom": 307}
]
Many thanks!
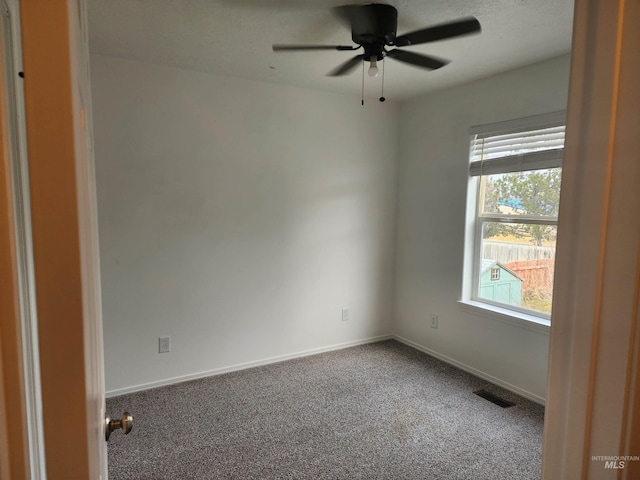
[{"left": 479, "top": 259, "right": 523, "bottom": 307}]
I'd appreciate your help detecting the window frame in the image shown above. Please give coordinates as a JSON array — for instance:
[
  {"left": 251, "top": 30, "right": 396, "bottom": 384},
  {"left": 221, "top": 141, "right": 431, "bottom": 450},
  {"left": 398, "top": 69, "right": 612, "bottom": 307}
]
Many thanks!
[{"left": 464, "top": 112, "right": 566, "bottom": 322}]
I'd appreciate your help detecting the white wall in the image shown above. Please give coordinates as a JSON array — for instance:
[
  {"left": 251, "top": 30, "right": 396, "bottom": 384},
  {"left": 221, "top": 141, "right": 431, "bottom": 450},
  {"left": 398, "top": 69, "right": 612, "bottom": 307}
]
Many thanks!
[
  {"left": 393, "top": 55, "right": 571, "bottom": 403},
  {"left": 90, "top": 55, "right": 399, "bottom": 394}
]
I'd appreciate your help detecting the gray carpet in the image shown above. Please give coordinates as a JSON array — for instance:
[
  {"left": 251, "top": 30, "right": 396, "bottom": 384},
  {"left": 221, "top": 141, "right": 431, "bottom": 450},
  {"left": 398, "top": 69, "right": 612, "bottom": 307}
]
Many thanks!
[{"left": 106, "top": 340, "right": 544, "bottom": 479}]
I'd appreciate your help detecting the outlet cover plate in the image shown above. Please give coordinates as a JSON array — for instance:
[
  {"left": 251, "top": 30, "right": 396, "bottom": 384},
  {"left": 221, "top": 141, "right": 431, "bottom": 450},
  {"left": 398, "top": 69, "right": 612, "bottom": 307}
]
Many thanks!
[
  {"left": 430, "top": 314, "right": 438, "bottom": 329},
  {"left": 159, "top": 336, "right": 171, "bottom": 353}
]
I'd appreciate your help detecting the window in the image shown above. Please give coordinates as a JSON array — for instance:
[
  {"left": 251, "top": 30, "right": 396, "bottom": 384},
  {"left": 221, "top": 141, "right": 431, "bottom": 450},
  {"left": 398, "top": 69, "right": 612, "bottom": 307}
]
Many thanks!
[
  {"left": 465, "top": 112, "right": 565, "bottom": 319},
  {"left": 490, "top": 268, "right": 500, "bottom": 281}
]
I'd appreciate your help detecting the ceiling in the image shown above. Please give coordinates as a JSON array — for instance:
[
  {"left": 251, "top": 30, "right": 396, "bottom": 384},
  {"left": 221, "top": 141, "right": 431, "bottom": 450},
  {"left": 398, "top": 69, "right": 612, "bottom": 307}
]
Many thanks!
[{"left": 87, "top": 0, "right": 575, "bottom": 101}]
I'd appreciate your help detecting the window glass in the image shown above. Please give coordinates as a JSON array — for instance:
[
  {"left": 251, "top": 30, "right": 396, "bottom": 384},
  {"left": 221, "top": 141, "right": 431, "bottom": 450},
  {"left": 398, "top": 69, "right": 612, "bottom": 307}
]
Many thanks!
[{"left": 481, "top": 168, "right": 562, "bottom": 217}]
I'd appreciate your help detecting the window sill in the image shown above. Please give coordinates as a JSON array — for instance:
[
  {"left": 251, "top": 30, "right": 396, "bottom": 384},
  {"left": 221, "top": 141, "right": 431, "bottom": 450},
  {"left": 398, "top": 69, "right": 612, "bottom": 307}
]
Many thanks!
[{"left": 457, "top": 300, "right": 550, "bottom": 335}]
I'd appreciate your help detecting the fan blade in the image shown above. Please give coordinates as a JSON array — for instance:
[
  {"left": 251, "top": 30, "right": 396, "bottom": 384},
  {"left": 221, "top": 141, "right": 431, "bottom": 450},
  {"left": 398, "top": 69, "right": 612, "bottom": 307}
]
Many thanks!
[
  {"left": 327, "top": 55, "right": 364, "bottom": 76},
  {"left": 394, "top": 17, "right": 481, "bottom": 46},
  {"left": 386, "top": 49, "right": 449, "bottom": 70},
  {"left": 273, "top": 44, "right": 357, "bottom": 51}
]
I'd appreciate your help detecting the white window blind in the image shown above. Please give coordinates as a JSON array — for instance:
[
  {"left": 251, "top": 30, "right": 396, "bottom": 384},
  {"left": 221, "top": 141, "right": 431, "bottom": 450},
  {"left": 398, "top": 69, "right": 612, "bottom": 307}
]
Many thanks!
[{"left": 469, "top": 123, "right": 565, "bottom": 176}]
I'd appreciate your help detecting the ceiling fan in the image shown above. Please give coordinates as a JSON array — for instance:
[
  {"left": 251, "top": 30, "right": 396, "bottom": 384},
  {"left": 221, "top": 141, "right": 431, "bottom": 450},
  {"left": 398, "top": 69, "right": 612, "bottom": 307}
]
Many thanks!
[{"left": 272, "top": 3, "right": 481, "bottom": 81}]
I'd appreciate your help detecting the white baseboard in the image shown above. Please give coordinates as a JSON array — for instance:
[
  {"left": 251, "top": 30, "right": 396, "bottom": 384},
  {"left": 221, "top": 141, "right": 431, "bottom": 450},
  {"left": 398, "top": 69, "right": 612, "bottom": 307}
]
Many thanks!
[
  {"left": 107, "top": 333, "right": 546, "bottom": 406},
  {"left": 106, "top": 334, "right": 393, "bottom": 398},
  {"left": 392, "top": 334, "right": 546, "bottom": 405}
]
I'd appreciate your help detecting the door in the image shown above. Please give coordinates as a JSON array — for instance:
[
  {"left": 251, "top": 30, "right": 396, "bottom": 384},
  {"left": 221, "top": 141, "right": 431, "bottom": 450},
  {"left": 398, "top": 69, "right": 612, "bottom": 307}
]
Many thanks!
[{"left": 19, "top": 1, "right": 108, "bottom": 478}]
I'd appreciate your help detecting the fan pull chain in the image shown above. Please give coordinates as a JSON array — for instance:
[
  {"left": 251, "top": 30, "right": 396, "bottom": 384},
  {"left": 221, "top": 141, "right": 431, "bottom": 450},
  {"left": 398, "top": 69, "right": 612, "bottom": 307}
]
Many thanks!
[
  {"left": 379, "top": 59, "right": 386, "bottom": 102},
  {"left": 361, "top": 59, "right": 365, "bottom": 106}
]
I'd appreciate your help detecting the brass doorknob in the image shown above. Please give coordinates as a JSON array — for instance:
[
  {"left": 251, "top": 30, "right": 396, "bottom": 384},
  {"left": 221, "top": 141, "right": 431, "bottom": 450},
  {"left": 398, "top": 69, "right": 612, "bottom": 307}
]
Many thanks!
[{"left": 105, "top": 412, "right": 133, "bottom": 441}]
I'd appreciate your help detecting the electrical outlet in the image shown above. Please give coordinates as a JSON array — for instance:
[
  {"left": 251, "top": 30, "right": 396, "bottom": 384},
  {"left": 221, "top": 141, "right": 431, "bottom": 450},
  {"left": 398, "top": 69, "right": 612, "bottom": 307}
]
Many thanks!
[
  {"left": 430, "top": 314, "right": 438, "bottom": 329},
  {"left": 159, "top": 336, "right": 171, "bottom": 353},
  {"left": 342, "top": 308, "right": 349, "bottom": 322}
]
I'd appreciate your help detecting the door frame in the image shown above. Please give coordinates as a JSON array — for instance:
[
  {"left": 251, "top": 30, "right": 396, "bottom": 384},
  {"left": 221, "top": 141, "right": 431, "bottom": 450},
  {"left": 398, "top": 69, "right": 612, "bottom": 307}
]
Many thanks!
[
  {"left": 0, "top": 0, "right": 46, "bottom": 478},
  {"left": 542, "top": 0, "right": 640, "bottom": 478},
  {"left": 19, "top": 0, "right": 107, "bottom": 478}
]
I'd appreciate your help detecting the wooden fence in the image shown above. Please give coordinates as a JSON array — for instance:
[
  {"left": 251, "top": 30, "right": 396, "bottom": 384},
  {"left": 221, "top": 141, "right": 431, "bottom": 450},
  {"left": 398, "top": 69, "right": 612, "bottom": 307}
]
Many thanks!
[{"left": 483, "top": 241, "right": 555, "bottom": 264}]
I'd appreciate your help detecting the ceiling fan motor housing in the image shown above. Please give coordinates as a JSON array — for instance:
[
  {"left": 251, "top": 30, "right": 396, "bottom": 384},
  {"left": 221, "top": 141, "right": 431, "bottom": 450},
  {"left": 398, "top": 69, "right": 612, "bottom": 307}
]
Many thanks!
[{"left": 351, "top": 4, "right": 398, "bottom": 61}]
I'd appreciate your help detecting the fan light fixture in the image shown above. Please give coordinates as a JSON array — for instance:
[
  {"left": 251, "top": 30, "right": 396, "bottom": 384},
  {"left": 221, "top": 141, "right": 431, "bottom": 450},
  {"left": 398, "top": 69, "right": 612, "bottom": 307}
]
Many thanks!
[{"left": 368, "top": 56, "right": 379, "bottom": 77}]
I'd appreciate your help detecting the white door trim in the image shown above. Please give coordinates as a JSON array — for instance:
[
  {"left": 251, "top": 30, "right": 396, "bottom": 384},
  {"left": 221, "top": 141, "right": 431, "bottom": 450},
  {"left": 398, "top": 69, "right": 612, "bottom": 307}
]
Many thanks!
[{"left": 542, "top": 0, "right": 640, "bottom": 478}]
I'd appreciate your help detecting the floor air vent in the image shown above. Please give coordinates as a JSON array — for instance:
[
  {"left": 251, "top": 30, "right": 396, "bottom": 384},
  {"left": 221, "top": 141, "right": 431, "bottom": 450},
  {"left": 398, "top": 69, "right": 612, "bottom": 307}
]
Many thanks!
[{"left": 473, "top": 389, "right": 516, "bottom": 408}]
